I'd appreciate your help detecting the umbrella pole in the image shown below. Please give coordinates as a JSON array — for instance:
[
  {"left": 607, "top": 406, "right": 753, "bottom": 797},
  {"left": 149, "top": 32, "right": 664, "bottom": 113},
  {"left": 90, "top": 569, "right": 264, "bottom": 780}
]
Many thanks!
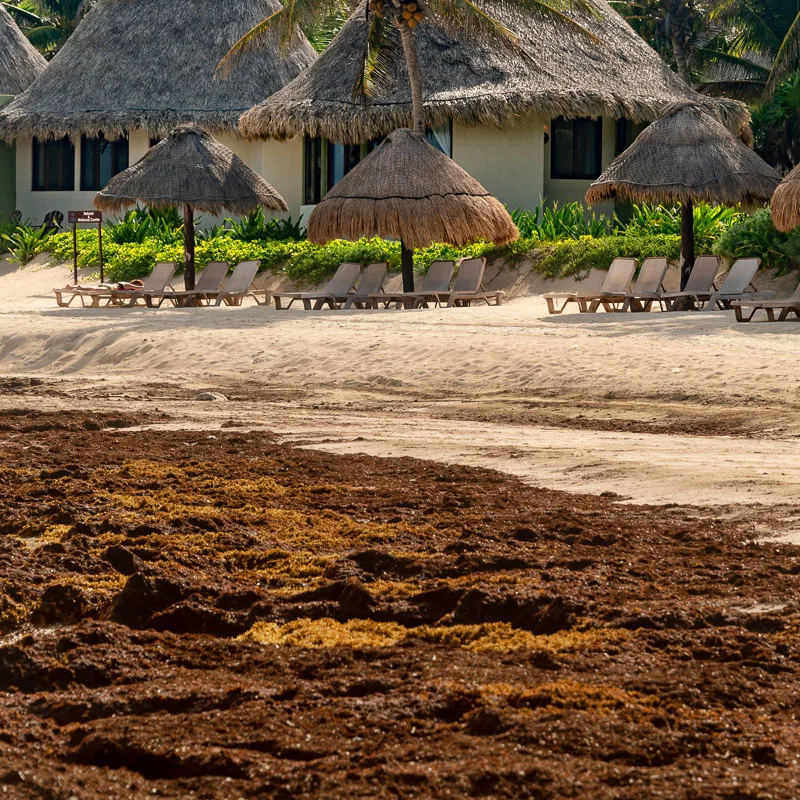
[
  {"left": 183, "top": 203, "right": 195, "bottom": 291},
  {"left": 680, "top": 200, "right": 694, "bottom": 291},
  {"left": 401, "top": 241, "right": 415, "bottom": 293}
]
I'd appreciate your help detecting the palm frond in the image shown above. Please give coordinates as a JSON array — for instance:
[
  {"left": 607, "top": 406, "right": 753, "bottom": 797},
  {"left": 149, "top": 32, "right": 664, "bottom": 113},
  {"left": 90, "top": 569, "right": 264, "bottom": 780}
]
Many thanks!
[
  {"left": 766, "top": 10, "right": 800, "bottom": 95},
  {"left": 351, "top": 11, "right": 401, "bottom": 103},
  {"left": 1, "top": 3, "right": 43, "bottom": 25}
]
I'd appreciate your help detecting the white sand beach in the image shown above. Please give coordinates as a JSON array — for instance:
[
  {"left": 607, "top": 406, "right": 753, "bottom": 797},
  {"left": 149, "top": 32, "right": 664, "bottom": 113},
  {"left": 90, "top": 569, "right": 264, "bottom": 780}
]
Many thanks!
[{"left": 2, "top": 257, "right": 799, "bottom": 511}]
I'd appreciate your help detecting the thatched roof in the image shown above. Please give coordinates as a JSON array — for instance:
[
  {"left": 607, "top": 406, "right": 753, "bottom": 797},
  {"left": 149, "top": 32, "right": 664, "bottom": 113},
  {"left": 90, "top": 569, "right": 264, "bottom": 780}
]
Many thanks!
[
  {"left": 308, "top": 128, "right": 518, "bottom": 249},
  {"left": 0, "top": 5, "right": 46, "bottom": 96},
  {"left": 94, "top": 125, "right": 287, "bottom": 216},
  {"left": 585, "top": 103, "right": 779, "bottom": 207},
  {"left": 0, "top": 0, "right": 316, "bottom": 141},
  {"left": 240, "top": 0, "right": 751, "bottom": 144},
  {"left": 770, "top": 166, "right": 800, "bottom": 233}
]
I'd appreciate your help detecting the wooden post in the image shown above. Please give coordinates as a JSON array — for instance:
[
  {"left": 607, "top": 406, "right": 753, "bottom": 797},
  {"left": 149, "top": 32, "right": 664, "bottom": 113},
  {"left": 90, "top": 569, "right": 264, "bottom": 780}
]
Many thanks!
[
  {"left": 72, "top": 223, "right": 78, "bottom": 284},
  {"left": 97, "top": 220, "right": 104, "bottom": 284},
  {"left": 183, "top": 203, "right": 195, "bottom": 291},
  {"left": 400, "top": 241, "right": 414, "bottom": 293},
  {"left": 680, "top": 200, "right": 694, "bottom": 291}
]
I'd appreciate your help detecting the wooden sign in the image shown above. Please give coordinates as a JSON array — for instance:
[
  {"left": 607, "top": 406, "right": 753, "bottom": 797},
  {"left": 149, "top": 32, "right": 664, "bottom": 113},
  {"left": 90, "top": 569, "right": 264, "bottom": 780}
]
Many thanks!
[{"left": 68, "top": 210, "right": 102, "bottom": 224}]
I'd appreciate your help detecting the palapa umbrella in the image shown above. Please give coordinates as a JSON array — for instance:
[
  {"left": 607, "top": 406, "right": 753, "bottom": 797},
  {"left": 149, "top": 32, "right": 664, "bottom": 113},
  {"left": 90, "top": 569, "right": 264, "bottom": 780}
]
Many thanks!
[
  {"left": 770, "top": 167, "right": 800, "bottom": 233},
  {"left": 94, "top": 124, "right": 287, "bottom": 290},
  {"left": 586, "top": 103, "right": 780, "bottom": 289},
  {"left": 308, "top": 128, "right": 518, "bottom": 292}
]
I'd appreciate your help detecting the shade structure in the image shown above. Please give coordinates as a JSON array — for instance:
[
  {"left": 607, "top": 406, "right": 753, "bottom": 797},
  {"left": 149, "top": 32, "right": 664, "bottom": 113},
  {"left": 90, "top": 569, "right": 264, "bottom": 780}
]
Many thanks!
[
  {"left": 308, "top": 128, "right": 518, "bottom": 292},
  {"left": 240, "top": 1, "right": 750, "bottom": 145},
  {"left": 586, "top": 103, "right": 780, "bottom": 288},
  {"left": 770, "top": 166, "right": 800, "bottom": 233},
  {"left": 0, "top": 5, "right": 46, "bottom": 96},
  {"left": 95, "top": 124, "right": 287, "bottom": 290}
]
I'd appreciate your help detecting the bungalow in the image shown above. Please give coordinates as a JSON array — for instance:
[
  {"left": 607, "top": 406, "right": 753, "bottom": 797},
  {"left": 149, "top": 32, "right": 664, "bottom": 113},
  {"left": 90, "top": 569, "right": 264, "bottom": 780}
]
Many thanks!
[
  {"left": 0, "top": 0, "right": 316, "bottom": 224},
  {"left": 240, "top": 0, "right": 750, "bottom": 220},
  {"left": 0, "top": 6, "right": 46, "bottom": 220}
]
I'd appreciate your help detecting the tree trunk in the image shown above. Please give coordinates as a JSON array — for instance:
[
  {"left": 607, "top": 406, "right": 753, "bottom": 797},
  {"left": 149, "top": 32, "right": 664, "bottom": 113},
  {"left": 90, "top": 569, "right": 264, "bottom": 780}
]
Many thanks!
[
  {"left": 183, "top": 204, "right": 195, "bottom": 291},
  {"left": 670, "top": 34, "right": 691, "bottom": 85},
  {"left": 680, "top": 200, "right": 694, "bottom": 291},
  {"left": 399, "top": 23, "right": 424, "bottom": 134},
  {"left": 401, "top": 241, "right": 415, "bottom": 293}
]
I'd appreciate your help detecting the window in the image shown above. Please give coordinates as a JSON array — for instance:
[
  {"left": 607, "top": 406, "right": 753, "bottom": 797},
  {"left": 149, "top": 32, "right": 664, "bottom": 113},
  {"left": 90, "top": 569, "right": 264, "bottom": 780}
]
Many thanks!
[
  {"left": 32, "top": 136, "right": 75, "bottom": 191},
  {"left": 615, "top": 118, "right": 647, "bottom": 156},
  {"left": 327, "top": 141, "right": 362, "bottom": 190},
  {"left": 304, "top": 136, "right": 323, "bottom": 205},
  {"left": 80, "top": 134, "right": 129, "bottom": 191},
  {"left": 550, "top": 117, "right": 603, "bottom": 180},
  {"left": 426, "top": 122, "right": 452, "bottom": 157}
]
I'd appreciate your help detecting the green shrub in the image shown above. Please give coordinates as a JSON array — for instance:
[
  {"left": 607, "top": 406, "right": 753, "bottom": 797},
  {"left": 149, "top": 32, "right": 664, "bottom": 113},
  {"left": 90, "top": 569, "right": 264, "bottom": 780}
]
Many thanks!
[
  {"left": 511, "top": 202, "right": 612, "bottom": 240},
  {"left": 712, "top": 208, "right": 798, "bottom": 275},
  {"left": 4, "top": 225, "right": 53, "bottom": 264}
]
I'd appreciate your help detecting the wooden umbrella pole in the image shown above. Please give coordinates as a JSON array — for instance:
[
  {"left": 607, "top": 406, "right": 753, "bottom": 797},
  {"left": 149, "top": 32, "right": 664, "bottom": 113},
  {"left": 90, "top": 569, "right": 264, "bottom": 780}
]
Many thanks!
[
  {"left": 680, "top": 199, "right": 695, "bottom": 291},
  {"left": 183, "top": 203, "right": 195, "bottom": 291},
  {"left": 400, "top": 241, "right": 415, "bottom": 293}
]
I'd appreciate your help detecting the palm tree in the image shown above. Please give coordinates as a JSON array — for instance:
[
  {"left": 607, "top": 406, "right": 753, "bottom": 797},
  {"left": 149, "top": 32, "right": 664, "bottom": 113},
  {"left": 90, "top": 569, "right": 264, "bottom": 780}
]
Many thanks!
[{"left": 3, "top": 0, "right": 87, "bottom": 56}]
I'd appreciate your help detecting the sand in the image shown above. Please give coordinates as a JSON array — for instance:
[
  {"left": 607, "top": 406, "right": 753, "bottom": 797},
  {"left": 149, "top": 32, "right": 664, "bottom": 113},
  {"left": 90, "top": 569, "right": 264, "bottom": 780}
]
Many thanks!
[{"left": 1, "top": 257, "right": 799, "bottom": 509}]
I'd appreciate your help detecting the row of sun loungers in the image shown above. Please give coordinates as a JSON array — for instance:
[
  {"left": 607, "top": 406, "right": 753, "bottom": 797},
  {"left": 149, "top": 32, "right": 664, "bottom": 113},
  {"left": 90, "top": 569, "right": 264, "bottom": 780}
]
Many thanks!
[
  {"left": 55, "top": 257, "right": 504, "bottom": 310},
  {"left": 543, "top": 255, "right": 795, "bottom": 321}
]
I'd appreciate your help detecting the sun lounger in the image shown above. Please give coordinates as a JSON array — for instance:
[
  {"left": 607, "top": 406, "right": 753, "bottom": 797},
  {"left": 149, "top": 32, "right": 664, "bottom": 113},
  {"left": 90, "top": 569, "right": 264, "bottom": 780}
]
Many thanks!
[
  {"left": 144, "top": 261, "right": 229, "bottom": 308},
  {"left": 658, "top": 255, "right": 720, "bottom": 310},
  {"left": 370, "top": 261, "right": 455, "bottom": 309},
  {"left": 53, "top": 262, "right": 176, "bottom": 308},
  {"left": 210, "top": 261, "right": 269, "bottom": 306},
  {"left": 618, "top": 257, "right": 670, "bottom": 312},
  {"left": 732, "top": 282, "right": 800, "bottom": 322},
  {"left": 342, "top": 263, "right": 388, "bottom": 309},
  {"left": 664, "top": 257, "right": 770, "bottom": 311},
  {"left": 544, "top": 258, "right": 637, "bottom": 314},
  {"left": 412, "top": 258, "right": 502, "bottom": 308},
  {"left": 273, "top": 262, "right": 362, "bottom": 310}
]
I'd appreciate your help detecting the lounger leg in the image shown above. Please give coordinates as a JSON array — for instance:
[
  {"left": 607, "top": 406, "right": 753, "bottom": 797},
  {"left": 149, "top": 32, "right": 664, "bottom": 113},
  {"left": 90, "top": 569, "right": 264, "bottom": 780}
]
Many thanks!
[{"left": 765, "top": 308, "right": 775, "bottom": 322}]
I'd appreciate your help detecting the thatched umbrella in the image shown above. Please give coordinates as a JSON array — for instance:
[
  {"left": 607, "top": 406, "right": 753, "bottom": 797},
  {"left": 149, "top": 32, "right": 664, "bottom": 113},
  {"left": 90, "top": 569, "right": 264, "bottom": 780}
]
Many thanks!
[
  {"left": 240, "top": 1, "right": 750, "bottom": 144},
  {"left": 770, "top": 167, "right": 800, "bottom": 233},
  {"left": 308, "top": 128, "right": 517, "bottom": 291},
  {"left": 94, "top": 125, "right": 287, "bottom": 290},
  {"left": 586, "top": 103, "right": 780, "bottom": 289},
  {"left": 0, "top": 5, "right": 46, "bottom": 97}
]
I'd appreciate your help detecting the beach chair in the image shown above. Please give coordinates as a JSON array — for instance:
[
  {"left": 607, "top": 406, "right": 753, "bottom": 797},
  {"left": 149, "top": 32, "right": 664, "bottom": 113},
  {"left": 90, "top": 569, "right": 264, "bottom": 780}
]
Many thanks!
[
  {"left": 664, "top": 257, "right": 768, "bottom": 311},
  {"left": 370, "top": 261, "right": 455, "bottom": 309},
  {"left": 342, "top": 262, "right": 388, "bottom": 309},
  {"left": 658, "top": 255, "right": 721, "bottom": 310},
  {"left": 53, "top": 262, "right": 176, "bottom": 308},
  {"left": 273, "top": 262, "right": 361, "bottom": 310},
  {"left": 211, "top": 261, "right": 269, "bottom": 306},
  {"left": 618, "top": 257, "right": 670, "bottom": 312},
  {"left": 413, "top": 258, "right": 502, "bottom": 308},
  {"left": 144, "top": 261, "right": 229, "bottom": 307},
  {"left": 731, "top": 282, "right": 800, "bottom": 322},
  {"left": 543, "top": 258, "right": 637, "bottom": 314}
]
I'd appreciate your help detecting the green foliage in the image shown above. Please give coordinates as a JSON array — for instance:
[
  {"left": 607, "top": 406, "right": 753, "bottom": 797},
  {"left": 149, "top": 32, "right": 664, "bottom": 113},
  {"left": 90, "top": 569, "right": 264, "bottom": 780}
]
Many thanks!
[
  {"left": 104, "top": 208, "right": 183, "bottom": 246},
  {"left": 3, "top": 225, "right": 52, "bottom": 264},
  {"left": 712, "top": 208, "right": 799, "bottom": 275},
  {"left": 511, "top": 202, "right": 612, "bottom": 240},
  {"left": 225, "top": 209, "right": 307, "bottom": 242}
]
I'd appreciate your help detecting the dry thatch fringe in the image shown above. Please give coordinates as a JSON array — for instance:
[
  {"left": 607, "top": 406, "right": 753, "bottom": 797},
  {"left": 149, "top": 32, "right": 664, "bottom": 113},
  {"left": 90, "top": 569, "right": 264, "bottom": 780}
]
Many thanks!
[
  {"left": 585, "top": 103, "right": 779, "bottom": 208},
  {"left": 0, "top": 0, "right": 316, "bottom": 141},
  {"left": 308, "top": 128, "right": 518, "bottom": 249},
  {"left": 770, "top": 166, "right": 800, "bottom": 233},
  {"left": 94, "top": 125, "right": 287, "bottom": 216},
  {"left": 0, "top": 5, "right": 46, "bottom": 96},
  {"left": 240, "top": 0, "right": 752, "bottom": 144}
]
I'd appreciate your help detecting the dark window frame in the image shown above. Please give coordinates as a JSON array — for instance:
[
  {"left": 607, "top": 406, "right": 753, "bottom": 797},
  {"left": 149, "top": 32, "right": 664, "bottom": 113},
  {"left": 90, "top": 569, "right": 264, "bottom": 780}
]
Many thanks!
[
  {"left": 32, "top": 136, "right": 75, "bottom": 192},
  {"left": 79, "top": 133, "right": 129, "bottom": 191},
  {"left": 550, "top": 116, "right": 603, "bottom": 180}
]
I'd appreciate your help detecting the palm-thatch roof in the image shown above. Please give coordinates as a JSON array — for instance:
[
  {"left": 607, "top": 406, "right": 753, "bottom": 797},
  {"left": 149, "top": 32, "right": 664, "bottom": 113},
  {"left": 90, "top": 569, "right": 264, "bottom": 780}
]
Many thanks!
[
  {"left": 240, "top": 0, "right": 750, "bottom": 145},
  {"left": 770, "top": 166, "right": 800, "bottom": 233},
  {"left": 0, "top": 0, "right": 316, "bottom": 141},
  {"left": 94, "top": 125, "right": 287, "bottom": 216},
  {"left": 308, "top": 128, "right": 517, "bottom": 249},
  {"left": 585, "top": 103, "right": 779, "bottom": 207},
  {"left": 0, "top": 5, "right": 46, "bottom": 96}
]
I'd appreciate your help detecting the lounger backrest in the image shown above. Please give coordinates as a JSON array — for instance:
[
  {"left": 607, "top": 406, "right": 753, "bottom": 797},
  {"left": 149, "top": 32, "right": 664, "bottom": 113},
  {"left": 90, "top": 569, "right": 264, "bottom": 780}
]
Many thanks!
[
  {"left": 600, "top": 258, "right": 637, "bottom": 293},
  {"left": 684, "top": 255, "right": 720, "bottom": 292},
  {"left": 422, "top": 261, "right": 455, "bottom": 292},
  {"left": 325, "top": 262, "right": 362, "bottom": 295},
  {"left": 790, "top": 282, "right": 800, "bottom": 301},
  {"left": 194, "top": 261, "right": 229, "bottom": 292},
  {"left": 143, "top": 262, "right": 177, "bottom": 291},
  {"left": 453, "top": 257, "right": 486, "bottom": 292},
  {"left": 354, "top": 262, "right": 388, "bottom": 295},
  {"left": 224, "top": 260, "right": 260, "bottom": 293},
  {"left": 632, "top": 257, "right": 668, "bottom": 294},
  {"left": 718, "top": 257, "right": 761, "bottom": 294}
]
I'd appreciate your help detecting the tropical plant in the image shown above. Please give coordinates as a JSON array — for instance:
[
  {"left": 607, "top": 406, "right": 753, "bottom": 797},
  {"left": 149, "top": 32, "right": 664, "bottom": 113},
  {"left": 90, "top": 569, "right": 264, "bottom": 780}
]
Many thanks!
[
  {"left": 3, "top": 0, "right": 88, "bottom": 56},
  {"left": 511, "top": 202, "right": 611, "bottom": 239},
  {"left": 620, "top": 202, "right": 742, "bottom": 249},
  {"left": 2, "top": 224, "right": 51, "bottom": 264}
]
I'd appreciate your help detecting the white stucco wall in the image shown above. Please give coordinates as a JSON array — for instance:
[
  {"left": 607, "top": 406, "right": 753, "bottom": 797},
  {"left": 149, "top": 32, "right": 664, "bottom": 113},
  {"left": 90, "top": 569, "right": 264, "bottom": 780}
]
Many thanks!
[
  {"left": 452, "top": 114, "right": 546, "bottom": 213},
  {"left": 13, "top": 131, "right": 304, "bottom": 226}
]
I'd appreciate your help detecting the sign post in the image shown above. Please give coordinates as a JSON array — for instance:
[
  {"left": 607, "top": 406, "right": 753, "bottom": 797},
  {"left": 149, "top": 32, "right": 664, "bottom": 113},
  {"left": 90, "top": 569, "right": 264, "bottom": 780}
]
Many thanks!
[{"left": 68, "top": 210, "right": 103, "bottom": 284}]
